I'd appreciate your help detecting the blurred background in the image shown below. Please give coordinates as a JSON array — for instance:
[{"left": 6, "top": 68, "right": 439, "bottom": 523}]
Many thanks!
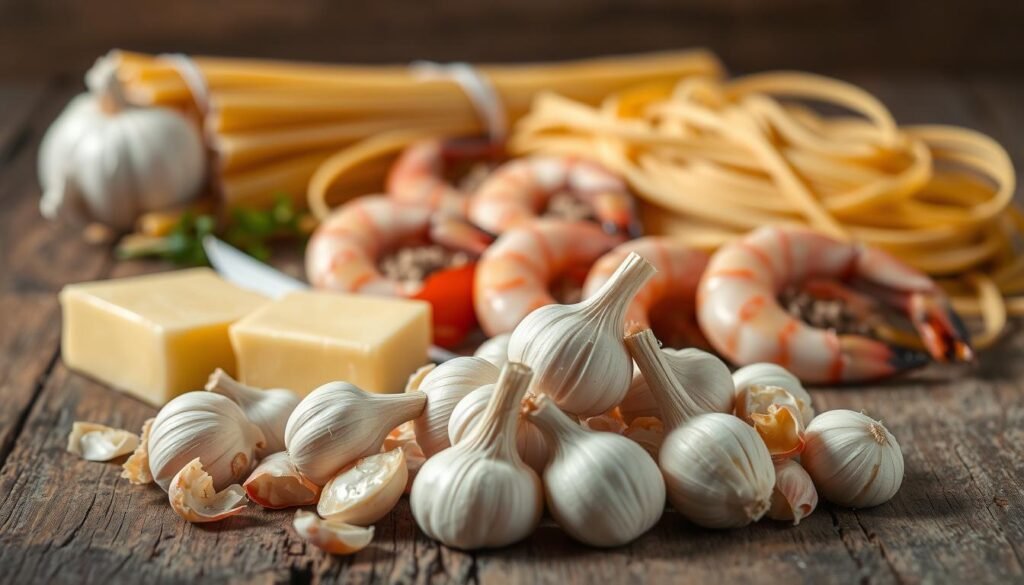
[{"left": 1, "top": 0, "right": 1022, "bottom": 78}]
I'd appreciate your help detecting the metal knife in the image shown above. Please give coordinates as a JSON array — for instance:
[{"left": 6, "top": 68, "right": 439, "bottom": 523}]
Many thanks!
[{"left": 202, "top": 236, "right": 457, "bottom": 362}]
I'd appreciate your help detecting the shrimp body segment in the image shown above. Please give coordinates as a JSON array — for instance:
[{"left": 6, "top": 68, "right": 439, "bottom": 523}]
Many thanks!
[
  {"left": 386, "top": 139, "right": 500, "bottom": 216},
  {"left": 697, "top": 226, "right": 972, "bottom": 383},
  {"left": 468, "top": 156, "right": 639, "bottom": 236},
  {"left": 474, "top": 219, "right": 621, "bottom": 336}
]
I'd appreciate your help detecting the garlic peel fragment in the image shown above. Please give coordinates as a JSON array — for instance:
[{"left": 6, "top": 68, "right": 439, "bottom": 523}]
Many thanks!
[
  {"left": 293, "top": 510, "right": 374, "bottom": 555},
  {"left": 121, "top": 417, "right": 155, "bottom": 484},
  {"left": 623, "top": 416, "right": 665, "bottom": 459},
  {"left": 168, "top": 458, "right": 247, "bottom": 523},
  {"left": 318, "top": 448, "right": 407, "bottom": 526},
  {"left": 243, "top": 452, "right": 320, "bottom": 509},
  {"left": 733, "top": 363, "right": 814, "bottom": 426},
  {"left": 67, "top": 422, "right": 138, "bottom": 461},
  {"left": 769, "top": 459, "right": 818, "bottom": 525}
]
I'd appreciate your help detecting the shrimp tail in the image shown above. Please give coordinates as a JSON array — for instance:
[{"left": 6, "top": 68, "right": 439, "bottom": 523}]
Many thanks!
[
  {"left": 838, "top": 336, "right": 930, "bottom": 382},
  {"left": 908, "top": 293, "right": 975, "bottom": 363}
]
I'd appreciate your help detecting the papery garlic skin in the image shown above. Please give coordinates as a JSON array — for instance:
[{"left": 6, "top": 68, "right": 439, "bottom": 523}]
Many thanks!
[
  {"left": 623, "top": 416, "right": 665, "bottom": 459},
  {"left": 318, "top": 448, "right": 407, "bottom": 526},
  {"left": 243, "top": 451, "right": 320, "bottom": 509},
  {"left": 735, "top": 384, "right": 807, "bottom": 460},
  {"left": 148, "top": 392, "right": 265, "bottom": 492},
  {"left": 448, "top": 384, "right": 549, "bottom": 474},
  {"left": 122, "top": 417, "right": 155, "bottom": 484},
  {"left": 802, "top": 410, "right": 904, "bottom": 508},
  {"left": 293, "top": 510, "right": 374, "bottom": 555},
  {"left": 527, "top": 396, "right": 665, "bottom": 547},
  {"left": 768, "top": 459, "right": 818, "bottom": 525},
  {"left": 67, "top": 422, "right": 138, "bottom": 461},
  {"left": 206, "top": 369, "right": 300, "bottom": 458},
  {"left": 474, "top": 333, "right": 511, "bottom": 368},
  {"left": 733, "top": 363, "right": 814, "bottom": 426},
  {"left": 622, "top": 347, "right": 734, "bottom": 424},
  {"left": 285, "top": 381, "right": 425, "bottom": 485},
  {"left": 411, "top": 363, "right": 543, "bottom": 550},
  {"left": 168, "top": 458, "right": 248, "bottom": 523},
  {"left": 413, "top": 357, "right": 498, "bottom": 457},
  {"left": 659, "top": 413, "right": 775, "bottom": 528},
  {"left": 507, "top": 252, "right": 656, "bottom": 416}
]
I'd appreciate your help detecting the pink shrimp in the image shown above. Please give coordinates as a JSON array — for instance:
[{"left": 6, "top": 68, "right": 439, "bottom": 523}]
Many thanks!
[
  {"left": 467, "top": 156, "right": 639, "bottom": 236},
  {"left": 386, "top": 138, "right": 502, "bottom": 216},
  {"left": 582, "top": 237, "right": 710, "bottom": 346},
  {"left": 696, "top": 226, "right": 973, "bottom": 383},
  {"left": 474, "top": 219, "right": 622, "bottom": 336}
]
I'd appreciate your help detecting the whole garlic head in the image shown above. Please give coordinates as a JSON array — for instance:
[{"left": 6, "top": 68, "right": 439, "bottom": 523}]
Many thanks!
[
  {"left": 206, "top": 369, "right": 300, "bottom": 458},
  {"left": 526, "top": 395, "right": 665, "bottom": 547},
  {"left": 413, "top": 356, "right": 498, "bottom": 457},
  {"left": 411, "top": 363, "right": 543, "bottom": 550},
  {"left": 659, "top": 413, "right": 775, "bottom": 528},
  {"left": 447, "top": 384, "right": 548, "bottom": 474},
  {"left": 38, "top": 53, "right": 205, "bottom": 231},
  {"left": 732, "top": 363, "right": 814, "bottom": 426},
  {"left": 148, "top": 392, "right": 265, "bottom": 492},
  {"left": 801, "top": 410, "right": 904, "bottom": 508}
]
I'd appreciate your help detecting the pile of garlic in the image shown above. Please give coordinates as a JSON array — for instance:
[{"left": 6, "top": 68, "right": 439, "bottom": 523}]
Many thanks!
[{"left": 68, "top": 252, "right": 905, "bottom": 553}]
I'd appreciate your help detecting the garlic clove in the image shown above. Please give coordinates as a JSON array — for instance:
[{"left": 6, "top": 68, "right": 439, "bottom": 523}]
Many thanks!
[
  {"left": 768, "top": 459, "right": 818, "bottom": 525},
  {"left": 448, "top": 384, "right": 549, "bottom": 474},
  {"left": 122, "top": 417, "right": 155, "bottom": 484},
  {"left": 659, "top": 413, "right": 775, "bottom": 529},
  {"left": 473, "top": 333, "right": 511, "bottom": 368},
  {"left": 243, "top": 451, "right": 320, "bottom": 509},
  {"left": 293, "top": 510, "right": 374, "bottom": 555},
  {"left": 206, "top": 368, "right": 300, "bottom": 458},
  {"left": 801, "top": 410, "right": 904, "bottom": 508},
  {"left": 317, "top": 448, "right": 408, "bottom": 526},
  {"left": 623, "top": 416, "right": 665, "bottom": 459},
  {"left": 67, "top": 422, "right": 139, "bottom": 461},
  {"left": 749, "top": 403, "right": 806, "bottom": 460},
  {"left": 168, "top": 458, "right": 248, "bottom": 523},
  {"left": 413, "top": 356, "right": 499, "bottom": 457},
  {"left": 622, "top": 346, "right": 735, "bottom": 425},
  {"left": 733, "top": 363, "right": 814, "bottom": 426}
]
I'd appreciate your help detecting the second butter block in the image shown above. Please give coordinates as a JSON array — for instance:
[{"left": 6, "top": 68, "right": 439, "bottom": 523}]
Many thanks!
[{"left": 229, "top": 291, "right": 431, "bottom": 395}]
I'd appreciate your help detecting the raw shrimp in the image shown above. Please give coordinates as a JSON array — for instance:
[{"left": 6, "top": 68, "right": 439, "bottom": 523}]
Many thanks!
[
  {"left": 386, "top": 138, "right": 501, "bottom": 216},
  {"left": 582, "top": 237, "right": 709, "bottom": 343},
  {"left": 474, "top": 219, "right": 621, "bottom": 336},
  {"left": 467, "top": 156, "right": 639, "bottom": 236},
  {"left": 697, "top": 226, "right": 973, "bottom": 383}
]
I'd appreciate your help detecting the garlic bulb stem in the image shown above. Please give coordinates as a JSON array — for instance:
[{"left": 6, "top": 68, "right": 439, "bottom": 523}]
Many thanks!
[
  {"left": 464, "top": 363, "right": 533, "bottom": 455},
  {"left": 624, "top": 329, "right": 702, "bottom": 430}
]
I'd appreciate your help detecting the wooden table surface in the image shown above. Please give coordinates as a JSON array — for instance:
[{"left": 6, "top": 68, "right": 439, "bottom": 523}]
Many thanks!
[{"left": 0, "top": 73, "right": 1022, "bottom": 585}]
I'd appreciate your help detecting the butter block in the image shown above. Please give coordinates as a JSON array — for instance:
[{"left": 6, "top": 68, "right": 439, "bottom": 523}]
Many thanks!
[
  {"left": 229, "top": 291, "right": 431, "bottom": 395},
  {"left": 60, "top": 268, "right": 268, "bottom": 405}
]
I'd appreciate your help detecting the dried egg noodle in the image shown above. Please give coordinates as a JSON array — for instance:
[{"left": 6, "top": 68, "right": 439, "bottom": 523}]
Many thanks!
[{"left": 510, "top": 74, "right": 1020, "bottom": 347}]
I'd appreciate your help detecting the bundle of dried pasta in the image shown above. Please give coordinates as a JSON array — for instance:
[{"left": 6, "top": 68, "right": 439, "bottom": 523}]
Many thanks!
[
  {"left": 107, "top": 50, "right": 723, "bottom": 213},
  {"left": 510, "top": 73, "right": 1021, "bottom": 347}
]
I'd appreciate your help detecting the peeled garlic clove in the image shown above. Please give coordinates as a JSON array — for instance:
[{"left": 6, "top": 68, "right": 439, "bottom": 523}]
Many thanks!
[
  {"left": 67, "top": 422, "right": 139, "bottom": 461},
  {"left": 623, "top": 416, "right": 665, "bottom": 459},
  {"left": 508, "top": 252, "right": 656, "bottom": 416},
  {"left": 206, "top": 369, "right": 300, "bottom": 458},
  {"left": 318, "top": 448, "right": 407, "bottom": 526},
  {"left": 769, "top": 459, "right": 818, "bottom": 525},
  {"left": 122, "top": 417, "right": 155, "bottom": 484},
  {"left": 622, "top": 346, "right": 734, "bottom": 424},
  {"left": 413, "top": 356, "right": 498, "bottom": 457},
  {"left": 526, "top": 395, "right": 665, "bottom": 547},
  {"left": 168, "top": 458, "right": 247, "bottom": 523},
  {"left": 448, "top": 384, "right": 549, "bottom": 474},
  {"left": 659, "top": 413, "right": 775, "bottom": 529},
  {"left": 733, "top": 363, "right": 814, "bottom": 426},
  {"left": 243, "top": 451, "right": 320, "bottom": 509},
  {"left": 293, "top": 510, "right": 374, "bottom": 555},
  {"left": 148, "top": 392, "right": 266, "bottom": 491},
  {"left": 411, "top": 362, "right": 543, "bottom": 550},
  {"left": 473, "top": 333, "right": 510, "bottom": 368},
  {"left": 802, "top": 410, "right": 904, "bottom": 508},
  {"left": 285, "top": 381, "right": 426, "bottom": 485}
]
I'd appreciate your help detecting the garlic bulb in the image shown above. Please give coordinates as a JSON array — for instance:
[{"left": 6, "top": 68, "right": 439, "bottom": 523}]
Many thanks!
[
  {"left": 802, "top": 410, "right": 904, "bottom": 508},
  {"left": 411, "top": 363, "right": 543, "bottom": 550},
  {"left": 121, "top": 417, "right": 155, "bottom": 484},
  {"left": 168, "top": 458, "right": 248, "bottom": 523},
  {"left": 659, "top": 413, "right": 775, "bottom": 528},
  {"left": 735, "top": 384, "right": 806, "bottom": 459},
  {"left": 148, "top": 392, "right": 265, "bottom": 491},
  {"left": 525, "top": 395, "right": 665, "bottom": 547},
  {"left": 621, "top": 340, "right": 735, "bottom": 424},
  {"left": 318, "top": 448, "right": 407, "bottom": 526},
  {"left": 474, "top": 333, "right": 511, "bottom": 368},
  {"left": 206, "top": 369, "right": 300, "bottom": 458},
  {"left": 447, "top": 384, "right": 548, "bottom": 474},
  {"left": 768, "top": 459, "right": 818, "bottom": 525},
  {"left": 38, "top": 54, "right": 205, "bottom": 231},
  {"left": 507, "top": 252, "right": 656, "bottom": 416},
  {"left": 413, "top": 356, "right": 498, "bottom": 456},
  {"left": 293, "top": 510, "right": 374, "bottom": 555},
  {"left": 243, "top": 451, "right": 320, "bottom": 509},
  {"left": 625, "top": 329, "right": 721, "bottom": 431},
  {"left": 67, "top": 422, "right": 138, "bottom": 461},
  {"left": 733, "top": 363, "right": 814, "bottom": 426},
  {"left": 285, "top": 381, "right": 425, "bottom": 485}
]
